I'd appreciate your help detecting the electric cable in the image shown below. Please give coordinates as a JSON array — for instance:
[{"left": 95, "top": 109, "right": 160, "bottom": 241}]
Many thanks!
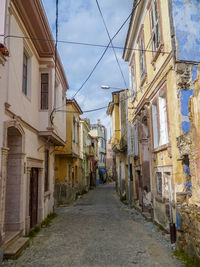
[
  {"left": 72, "top": 0, "right": 143, "bottom": 98},
  {"left": 95, "top": 0, "right": 127, "bottom": 88},
  {"left": 55, "top": 66, "right": 174, "bottom": 115},
  {"left": 1, "top": 34, "right": 170, "bottom": 54}
]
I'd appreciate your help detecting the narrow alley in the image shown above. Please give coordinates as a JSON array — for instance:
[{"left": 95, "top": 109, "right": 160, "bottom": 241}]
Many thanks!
[{"left": 3, "top": 183, "right": 183, "bottom": 267}]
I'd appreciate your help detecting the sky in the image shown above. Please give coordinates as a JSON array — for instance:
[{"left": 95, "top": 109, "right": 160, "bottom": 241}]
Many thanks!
[{"left": 42, "top": 0, "right": 132, "bottom": 138}]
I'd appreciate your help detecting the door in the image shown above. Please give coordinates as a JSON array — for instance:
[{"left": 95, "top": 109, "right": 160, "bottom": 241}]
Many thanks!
[{"left": 29, "top": 168, "right": 38, "bottom": 228}]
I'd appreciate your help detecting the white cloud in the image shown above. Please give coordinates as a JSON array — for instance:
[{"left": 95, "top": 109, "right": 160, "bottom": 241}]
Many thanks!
[{"left": 42, "top": 0, "right": 132, "bottom": 136}]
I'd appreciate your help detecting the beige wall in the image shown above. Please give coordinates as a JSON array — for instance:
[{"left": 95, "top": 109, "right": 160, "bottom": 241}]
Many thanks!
[{"left": 0, "top": 1, "right": 67, "bottom": 239}]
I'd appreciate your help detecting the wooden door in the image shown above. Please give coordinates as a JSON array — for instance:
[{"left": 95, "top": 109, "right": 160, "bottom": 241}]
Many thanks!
[{"left": 30, "top": 168, "right": 38, "bottom": 228}]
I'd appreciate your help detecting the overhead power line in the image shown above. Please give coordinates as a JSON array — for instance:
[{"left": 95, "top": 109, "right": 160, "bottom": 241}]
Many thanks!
[
  {"left": 72, "top": 0, "right": 143, "bottom": 98},
  {"left": 56, "top": 66, "right": 174, "bottom": 115},
  {"left": 1, "top": 34, "right": 170, "bottom": 54},
  {"left": 96, "top": 0, "right": 127, "bottom": 88}
]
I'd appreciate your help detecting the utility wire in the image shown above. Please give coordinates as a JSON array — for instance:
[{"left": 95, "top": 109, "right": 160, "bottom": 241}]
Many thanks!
[
  {"left": 56, "top": 66, "right": 174, "bottom": 115},
  {"left": 1, "top": 34, "right": 170, "bottom": 54},
  {"left": 95, "top": 0, "right": 127, "bottom": 88},
  {"left": 72, "top": 0, "right": 143, "bottom": 98}
]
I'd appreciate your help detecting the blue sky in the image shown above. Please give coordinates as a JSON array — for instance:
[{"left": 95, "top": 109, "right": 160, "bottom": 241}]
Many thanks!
[{"left": 42, "top": 0, "right": 132, "bottom": 137}]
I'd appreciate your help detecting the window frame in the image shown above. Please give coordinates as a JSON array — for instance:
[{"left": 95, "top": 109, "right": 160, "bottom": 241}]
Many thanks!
[
  {"left": 22, "top": 52, "right": 28, "bottom": 95},
  {"left": 139, "top": 35, "right": 146, "bottom": 79},
  {"left": 129, "top": 54, "right": 137, "bottom": 102},
  {"left": 151, "top": 84, "right": 169, "bottom": 149},
  {"left": 40, "top": 73, "right": 49, "bottom": 110},
  {"left": 149, "top": 0, "right": 164, "bottom": 63}
]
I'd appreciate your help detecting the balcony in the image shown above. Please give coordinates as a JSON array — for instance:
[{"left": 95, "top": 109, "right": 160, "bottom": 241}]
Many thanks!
[{"left": 39, "top": 128, "right": 65, "bottom": 146}]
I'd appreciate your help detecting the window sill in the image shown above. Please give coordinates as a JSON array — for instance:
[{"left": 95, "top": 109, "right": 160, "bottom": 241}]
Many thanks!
[
  {"left": 151, "top": 43, "right": 164, "bottom": 70},
  {"left": 153, "top": 143, "right": 169, "bottom": 153},
  {"left": 39, "top": 109, "right": 48, "bottom": 112},
  {"left": 22, "top": 92, "right": 31, "bottom": 102}
]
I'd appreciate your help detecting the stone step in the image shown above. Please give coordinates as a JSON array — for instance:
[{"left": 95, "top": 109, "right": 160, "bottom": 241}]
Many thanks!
[
  {"left": 3, "top": 231, "right": 21, "bottom": 250},
  {"left": 4, "top": 237, "right": 29, "bottom": 260}
]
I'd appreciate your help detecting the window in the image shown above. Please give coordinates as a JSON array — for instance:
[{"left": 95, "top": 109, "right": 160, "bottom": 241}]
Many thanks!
[
  {"left": 41, "top": 73, "right": 48, "bottom": 110},
  {"left": 151, "top": 0, "right": 161, "bottom": 54},
  {"left": 134, "top": 122, "right": 139, "bottom": 156},
  {"left": 76, "top": 123, "right": 79, "bottom": 144},
  {"left": 152, "top": 101, "right": 159, "bottom": 148},
  {"left": 129, "top": 56, "right": 136, "bottom": 102},
  {"left": 22, "top": 52, "right": 28, "bottom": 95},
  {"left": 139, "top": 37, "right": 146, "bottom": 78},
  {"left": 72, "top": 116, "right": 75, "bottom": 142},
  {"left": 159, "top": 93, "right": 168, "bottom": 146},
  {"left": 155, "top": 170, "right": 172, "bottom": 199},
  {"left": 44, "top": 150, "right": 49, "bottom": 192},
  {"left": 152, "top": 90, "right": 168, "bottom": 148},
  {"left": 156, "top": 172, "right": 162, "bottom": 196}
]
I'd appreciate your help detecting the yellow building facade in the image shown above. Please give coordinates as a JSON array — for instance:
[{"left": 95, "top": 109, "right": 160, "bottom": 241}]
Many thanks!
[
  {"left": 107, "top": 91, "right": 129, "bottom": 198},
  {"left": 123, "top": 0, "right": 198, "bottom": 232},
  {"left": 55, "top": 99, "right": 83, "bottom": 203}
]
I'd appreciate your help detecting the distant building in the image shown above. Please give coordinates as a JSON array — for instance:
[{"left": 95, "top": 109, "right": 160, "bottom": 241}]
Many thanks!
[
  {"left": 55, "top": 99, "right": 83, "bottom": 204},
  {"left": 90, "top": 120, "right": 107, "bottom": 184},
  {"left": 80, "top": 118, "right": 91, "bottom": 190},
  {"left": 106, "top": 139, "right": 114, "bottom": 181}
]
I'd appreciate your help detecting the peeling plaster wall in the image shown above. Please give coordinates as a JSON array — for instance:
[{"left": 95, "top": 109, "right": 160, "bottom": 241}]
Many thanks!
[
  {"left": 172, "top": 0, "right": 200, "bottom": 62},
  {"left": 180, "top": 90, "right": 194, "bottom": 133}
]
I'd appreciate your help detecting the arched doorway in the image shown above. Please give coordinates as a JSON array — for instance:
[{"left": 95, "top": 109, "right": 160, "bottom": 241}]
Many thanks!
[{"left": 5, "top": 126, "right": 23, "bottom": 232}]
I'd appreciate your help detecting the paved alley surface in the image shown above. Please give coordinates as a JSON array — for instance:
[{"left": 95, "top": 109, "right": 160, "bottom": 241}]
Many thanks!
[{"left": 3, "top": 183, "right": 183, "bottom": 267}]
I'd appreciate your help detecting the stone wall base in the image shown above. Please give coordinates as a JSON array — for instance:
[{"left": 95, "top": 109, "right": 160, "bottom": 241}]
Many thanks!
[
  {"left": 54, "top": 183, "right": 88, "bottom": 206},
  {"left": 177, "top": 205, "right": 200, "bottom": 258}
]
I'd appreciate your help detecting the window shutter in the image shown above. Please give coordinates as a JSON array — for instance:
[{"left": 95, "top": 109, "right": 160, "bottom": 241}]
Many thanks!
[
  {"left": 152, "top": 103, "right": 159, "bottom": 148},
  {"left": 159, "top": 95, "right": 168, "bottom": 146},
  {"left": 129, "top": 66, "right": 133, "bottom": 102}
]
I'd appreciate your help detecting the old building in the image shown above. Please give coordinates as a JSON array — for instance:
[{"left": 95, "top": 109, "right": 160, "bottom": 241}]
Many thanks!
[
  {"left": 123, "top": 0, "right": 200, "bottom": 256},
  {"left": 88, "top": 135, "right": 98, "bottom": 188},
  {"left": 107, "top": 90, "right": 131, "bottom": 198},
  {"left": 106, "top": 139, "right": 114, "bottom": 182},
  {"left": 80, "top": 118, "right": 91, "bottom": 191},
  {"left": 0, "top": 0, "right": 68, "bottom": 254},
  {"left": 55, "top": 99, "right": 83, "bottom": 204},
  {"left": 90, "top": 120, "right": 107, "bottom": 184}
]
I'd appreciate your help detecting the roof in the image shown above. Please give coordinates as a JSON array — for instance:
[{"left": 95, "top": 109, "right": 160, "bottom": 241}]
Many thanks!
[
  {"left": 66, "top": 99, "right": 83, "bottom": 114},
  {"left": 12, "top": 0, "right": 69, "bottom": 90}
]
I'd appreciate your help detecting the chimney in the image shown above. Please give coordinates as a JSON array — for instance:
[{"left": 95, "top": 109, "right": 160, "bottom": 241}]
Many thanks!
[{"left": 97, "top": 119, "right": 101, "bottom": 125}]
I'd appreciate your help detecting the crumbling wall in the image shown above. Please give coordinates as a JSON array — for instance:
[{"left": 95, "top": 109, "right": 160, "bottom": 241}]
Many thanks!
[
  {"left": 177, "top": 205, "right": 200, "bottom": 258},
  {"left": 176, "top": 63, "right": 200, "bottom": 258}
]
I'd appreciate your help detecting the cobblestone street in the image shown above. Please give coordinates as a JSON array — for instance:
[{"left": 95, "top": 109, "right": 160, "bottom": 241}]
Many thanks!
[{"left": 3, "top": 183, "right": 183, "bottom": 267}]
